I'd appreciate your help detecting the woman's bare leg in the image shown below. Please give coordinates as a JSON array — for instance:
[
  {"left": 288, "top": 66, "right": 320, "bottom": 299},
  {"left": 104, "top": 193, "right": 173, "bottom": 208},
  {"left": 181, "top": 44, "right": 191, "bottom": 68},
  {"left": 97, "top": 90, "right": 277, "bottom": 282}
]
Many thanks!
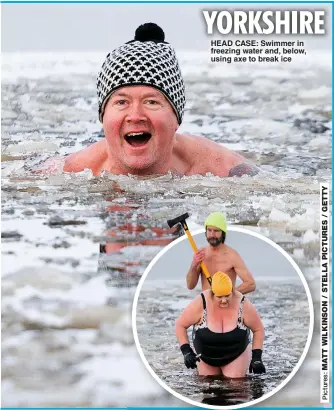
[
  {"left": 221, "top": 345, "right": 252, "bottom": 378},
  {"left": 198, "top": 360, "right": 222, "bottom": 376}
]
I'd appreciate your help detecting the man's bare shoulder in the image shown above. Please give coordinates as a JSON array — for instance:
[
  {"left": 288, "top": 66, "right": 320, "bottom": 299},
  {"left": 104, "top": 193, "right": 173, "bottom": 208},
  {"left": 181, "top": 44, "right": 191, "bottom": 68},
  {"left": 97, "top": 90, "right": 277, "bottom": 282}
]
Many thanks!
[
  {"left": 226, "top": 246, "right": 246, "bottom": 266},
  {"left": 63, "top": 139, "right": 108, "bottom": 175},
  {"left": 223, "top": 245, "right": 239, "bottom": 257},
  {"left": 220, "top": 244, "right": 237, "bottom": 258},
  {"left": 174, "top": 133, "right": 258, "bottom": 177}
]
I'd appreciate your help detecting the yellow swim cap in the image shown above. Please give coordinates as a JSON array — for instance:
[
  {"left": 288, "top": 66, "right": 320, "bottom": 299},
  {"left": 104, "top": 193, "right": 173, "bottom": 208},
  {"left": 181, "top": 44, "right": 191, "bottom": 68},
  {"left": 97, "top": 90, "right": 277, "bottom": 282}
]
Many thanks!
[
  {"left": 204, "top": 212, "right": 227, "bottom": 233},
  {"left": 211, "top": 271, "right": 233, "bottom": 296}
]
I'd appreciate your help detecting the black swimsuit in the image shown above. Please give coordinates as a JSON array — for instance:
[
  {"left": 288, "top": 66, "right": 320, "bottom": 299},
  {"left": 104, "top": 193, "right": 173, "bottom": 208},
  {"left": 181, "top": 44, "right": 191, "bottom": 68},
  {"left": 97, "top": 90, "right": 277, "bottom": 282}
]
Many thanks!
[{"left": 192, "top": 293, "right": 250, "bottom": 367}]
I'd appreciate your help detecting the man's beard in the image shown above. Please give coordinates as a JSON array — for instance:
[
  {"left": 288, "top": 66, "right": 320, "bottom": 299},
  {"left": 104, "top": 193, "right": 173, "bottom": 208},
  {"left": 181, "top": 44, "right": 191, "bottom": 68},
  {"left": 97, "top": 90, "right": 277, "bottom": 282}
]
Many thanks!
[{"left": 207, "top": 236, "right": 223, "bottom": 247}]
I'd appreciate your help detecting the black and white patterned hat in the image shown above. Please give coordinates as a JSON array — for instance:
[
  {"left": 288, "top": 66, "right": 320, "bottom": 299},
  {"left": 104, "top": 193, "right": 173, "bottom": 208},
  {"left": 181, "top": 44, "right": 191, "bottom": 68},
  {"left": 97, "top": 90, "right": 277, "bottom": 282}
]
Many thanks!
[{"left": 97, "top": 23, "right": 186, "bottom": 124}]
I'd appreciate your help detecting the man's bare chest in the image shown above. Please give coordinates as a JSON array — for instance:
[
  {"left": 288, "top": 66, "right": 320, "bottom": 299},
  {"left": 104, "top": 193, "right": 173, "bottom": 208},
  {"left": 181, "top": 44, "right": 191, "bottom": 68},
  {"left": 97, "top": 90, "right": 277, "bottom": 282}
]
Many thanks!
[{"left": 204, "top": 252, "right": 234, "bottom": 274}]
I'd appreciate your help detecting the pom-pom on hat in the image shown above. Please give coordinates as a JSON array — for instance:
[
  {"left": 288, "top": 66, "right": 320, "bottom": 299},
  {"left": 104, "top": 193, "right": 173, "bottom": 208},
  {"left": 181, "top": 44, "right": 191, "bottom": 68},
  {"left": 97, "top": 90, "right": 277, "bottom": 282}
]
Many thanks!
[
  {"left": 134, "top": 22, "right": 165, "bottom": 42},
  {"left": 211, "top": 271, "right": 233, "bottom": 296},
  {"left": 97, "top": 22, "right": 186, "bottom": 124}
]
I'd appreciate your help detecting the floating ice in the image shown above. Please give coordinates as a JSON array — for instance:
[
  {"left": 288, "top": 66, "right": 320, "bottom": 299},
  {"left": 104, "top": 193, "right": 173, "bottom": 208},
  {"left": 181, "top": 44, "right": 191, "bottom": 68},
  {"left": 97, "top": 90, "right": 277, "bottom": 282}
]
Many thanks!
[{"left": 302, "top": 229, "right": 319, "bottom": 244}]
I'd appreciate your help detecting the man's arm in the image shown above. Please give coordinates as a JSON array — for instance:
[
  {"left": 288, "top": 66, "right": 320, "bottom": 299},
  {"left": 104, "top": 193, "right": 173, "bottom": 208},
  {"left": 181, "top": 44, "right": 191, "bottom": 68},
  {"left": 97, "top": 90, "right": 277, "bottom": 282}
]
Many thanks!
[
  {"left": 63, "top": 139, "right": 108, "bottom": 175},
  {"left": 186, "top": 248, "right": 205, "bottom": 290},
  {"left": 176, "top": 134, "right": 259, "bottom": 178},
  {"left": 233, "top": 250, "right": 256, "bottom": 294},
  {"left": 228, "top": 162, "right": 260, "bottom": 177},
  {"left": 186, "top": 265, "right": 201, "bottom": 290}
]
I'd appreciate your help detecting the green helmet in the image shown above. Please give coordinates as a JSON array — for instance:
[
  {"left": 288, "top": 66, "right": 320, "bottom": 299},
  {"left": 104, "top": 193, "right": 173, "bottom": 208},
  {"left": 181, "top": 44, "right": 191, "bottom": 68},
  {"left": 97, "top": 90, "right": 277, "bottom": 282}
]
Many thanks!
[{"left": 204, "top": 212, "right": 227, "bottom": 233}]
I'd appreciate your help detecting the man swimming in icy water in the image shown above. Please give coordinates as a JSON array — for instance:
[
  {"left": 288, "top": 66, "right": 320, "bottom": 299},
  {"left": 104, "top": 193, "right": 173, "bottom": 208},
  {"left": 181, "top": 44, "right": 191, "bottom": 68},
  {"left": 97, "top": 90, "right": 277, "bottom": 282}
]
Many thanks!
[{"left": 61, "top": 23, "right": 259, "bottom": 178}]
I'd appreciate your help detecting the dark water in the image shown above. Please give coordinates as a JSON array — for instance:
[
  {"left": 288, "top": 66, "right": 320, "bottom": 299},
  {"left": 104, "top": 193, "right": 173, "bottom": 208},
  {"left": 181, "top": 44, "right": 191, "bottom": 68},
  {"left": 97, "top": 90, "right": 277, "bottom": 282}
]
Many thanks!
[{"left": 190, "top": 376, "right": 266, "bottom": 406}]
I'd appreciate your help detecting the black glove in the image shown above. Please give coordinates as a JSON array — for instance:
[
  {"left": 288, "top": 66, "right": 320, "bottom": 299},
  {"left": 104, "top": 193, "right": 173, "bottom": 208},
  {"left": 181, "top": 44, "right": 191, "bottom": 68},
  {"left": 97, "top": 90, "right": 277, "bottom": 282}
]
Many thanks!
[
  {"left": 249, "top": 349, "right": 266, "bottom": 374},
  {"left": 180, "top": 344, "right": 200, "bottom": 369}
]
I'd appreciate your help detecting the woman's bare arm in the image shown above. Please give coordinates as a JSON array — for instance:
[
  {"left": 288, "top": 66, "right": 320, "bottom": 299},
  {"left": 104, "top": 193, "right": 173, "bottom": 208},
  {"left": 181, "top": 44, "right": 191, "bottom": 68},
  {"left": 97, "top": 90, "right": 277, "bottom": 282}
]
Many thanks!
[
  {"left": 242, "top": 299, "right": 265, "bottom": 350},
  {"left": 175, "top": 295, "right": 203, "bottom": 346}
]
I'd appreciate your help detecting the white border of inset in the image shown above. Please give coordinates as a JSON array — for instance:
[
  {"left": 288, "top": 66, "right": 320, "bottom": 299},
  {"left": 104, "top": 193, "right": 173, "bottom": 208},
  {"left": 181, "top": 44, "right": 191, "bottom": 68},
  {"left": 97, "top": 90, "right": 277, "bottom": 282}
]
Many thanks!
[{"left": 132, "top": 227, "right": 314, "bottom": 409}]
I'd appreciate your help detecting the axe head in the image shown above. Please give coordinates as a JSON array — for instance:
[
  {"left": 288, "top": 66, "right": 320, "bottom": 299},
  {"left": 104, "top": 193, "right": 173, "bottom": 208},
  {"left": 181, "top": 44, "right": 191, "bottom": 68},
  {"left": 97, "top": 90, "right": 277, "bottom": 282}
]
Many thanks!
[{"left": 167, "top": 212, "right": 190, "bottom": 228}]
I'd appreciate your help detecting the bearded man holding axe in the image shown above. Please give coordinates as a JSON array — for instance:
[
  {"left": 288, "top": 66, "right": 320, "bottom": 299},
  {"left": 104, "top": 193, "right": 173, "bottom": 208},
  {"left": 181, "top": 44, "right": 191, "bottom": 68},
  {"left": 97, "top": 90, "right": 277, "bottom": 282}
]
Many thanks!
[{"left": 167, "top": 212, "right": 256, "bottom": 294}]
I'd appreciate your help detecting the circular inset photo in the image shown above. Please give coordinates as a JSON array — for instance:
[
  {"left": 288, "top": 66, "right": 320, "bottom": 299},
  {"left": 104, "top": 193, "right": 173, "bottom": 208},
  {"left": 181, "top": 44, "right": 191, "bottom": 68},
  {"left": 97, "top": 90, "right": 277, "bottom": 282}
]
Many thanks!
[{"left": 132, "top": 217, "right": 314, "bottom": 409}]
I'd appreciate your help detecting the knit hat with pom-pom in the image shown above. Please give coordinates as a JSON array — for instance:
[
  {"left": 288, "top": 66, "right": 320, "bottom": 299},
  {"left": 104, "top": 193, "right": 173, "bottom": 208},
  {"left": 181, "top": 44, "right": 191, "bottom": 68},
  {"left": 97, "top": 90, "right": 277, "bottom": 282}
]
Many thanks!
[{"left": 97, "top": 23, "right": 186, "bottom": 124}]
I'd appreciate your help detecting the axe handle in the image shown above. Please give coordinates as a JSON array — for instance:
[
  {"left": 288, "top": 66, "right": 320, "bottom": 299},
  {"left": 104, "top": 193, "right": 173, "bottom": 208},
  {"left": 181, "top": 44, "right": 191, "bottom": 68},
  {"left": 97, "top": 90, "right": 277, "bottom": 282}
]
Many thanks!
[{"left": 183, "top": 225, "right": 212, "bottom": 285}]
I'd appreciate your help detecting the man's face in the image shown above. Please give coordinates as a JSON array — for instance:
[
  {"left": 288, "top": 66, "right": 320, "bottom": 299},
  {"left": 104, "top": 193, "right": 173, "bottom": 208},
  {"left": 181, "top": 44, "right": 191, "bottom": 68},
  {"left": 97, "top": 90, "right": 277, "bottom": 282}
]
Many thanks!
[
  {"left": 102, "top": 86, "right": 179, "bottom": 174},
  {"left": 206, "top": 226, "right": 224, "bottom": 247}
]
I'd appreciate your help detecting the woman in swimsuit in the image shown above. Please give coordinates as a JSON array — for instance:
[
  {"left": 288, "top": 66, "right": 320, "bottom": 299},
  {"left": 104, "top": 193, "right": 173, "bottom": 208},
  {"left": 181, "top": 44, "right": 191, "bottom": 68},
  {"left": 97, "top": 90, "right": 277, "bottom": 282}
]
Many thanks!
[{"left": 176, "top": 271, "right": 266, "bottom": 377}]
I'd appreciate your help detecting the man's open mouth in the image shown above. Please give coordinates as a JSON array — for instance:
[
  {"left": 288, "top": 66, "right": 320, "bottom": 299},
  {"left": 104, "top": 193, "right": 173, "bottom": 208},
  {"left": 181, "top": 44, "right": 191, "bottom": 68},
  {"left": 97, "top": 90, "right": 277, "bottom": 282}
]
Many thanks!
[{"left": 124, "top": 132, "right": 152, "bottom": 147}]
